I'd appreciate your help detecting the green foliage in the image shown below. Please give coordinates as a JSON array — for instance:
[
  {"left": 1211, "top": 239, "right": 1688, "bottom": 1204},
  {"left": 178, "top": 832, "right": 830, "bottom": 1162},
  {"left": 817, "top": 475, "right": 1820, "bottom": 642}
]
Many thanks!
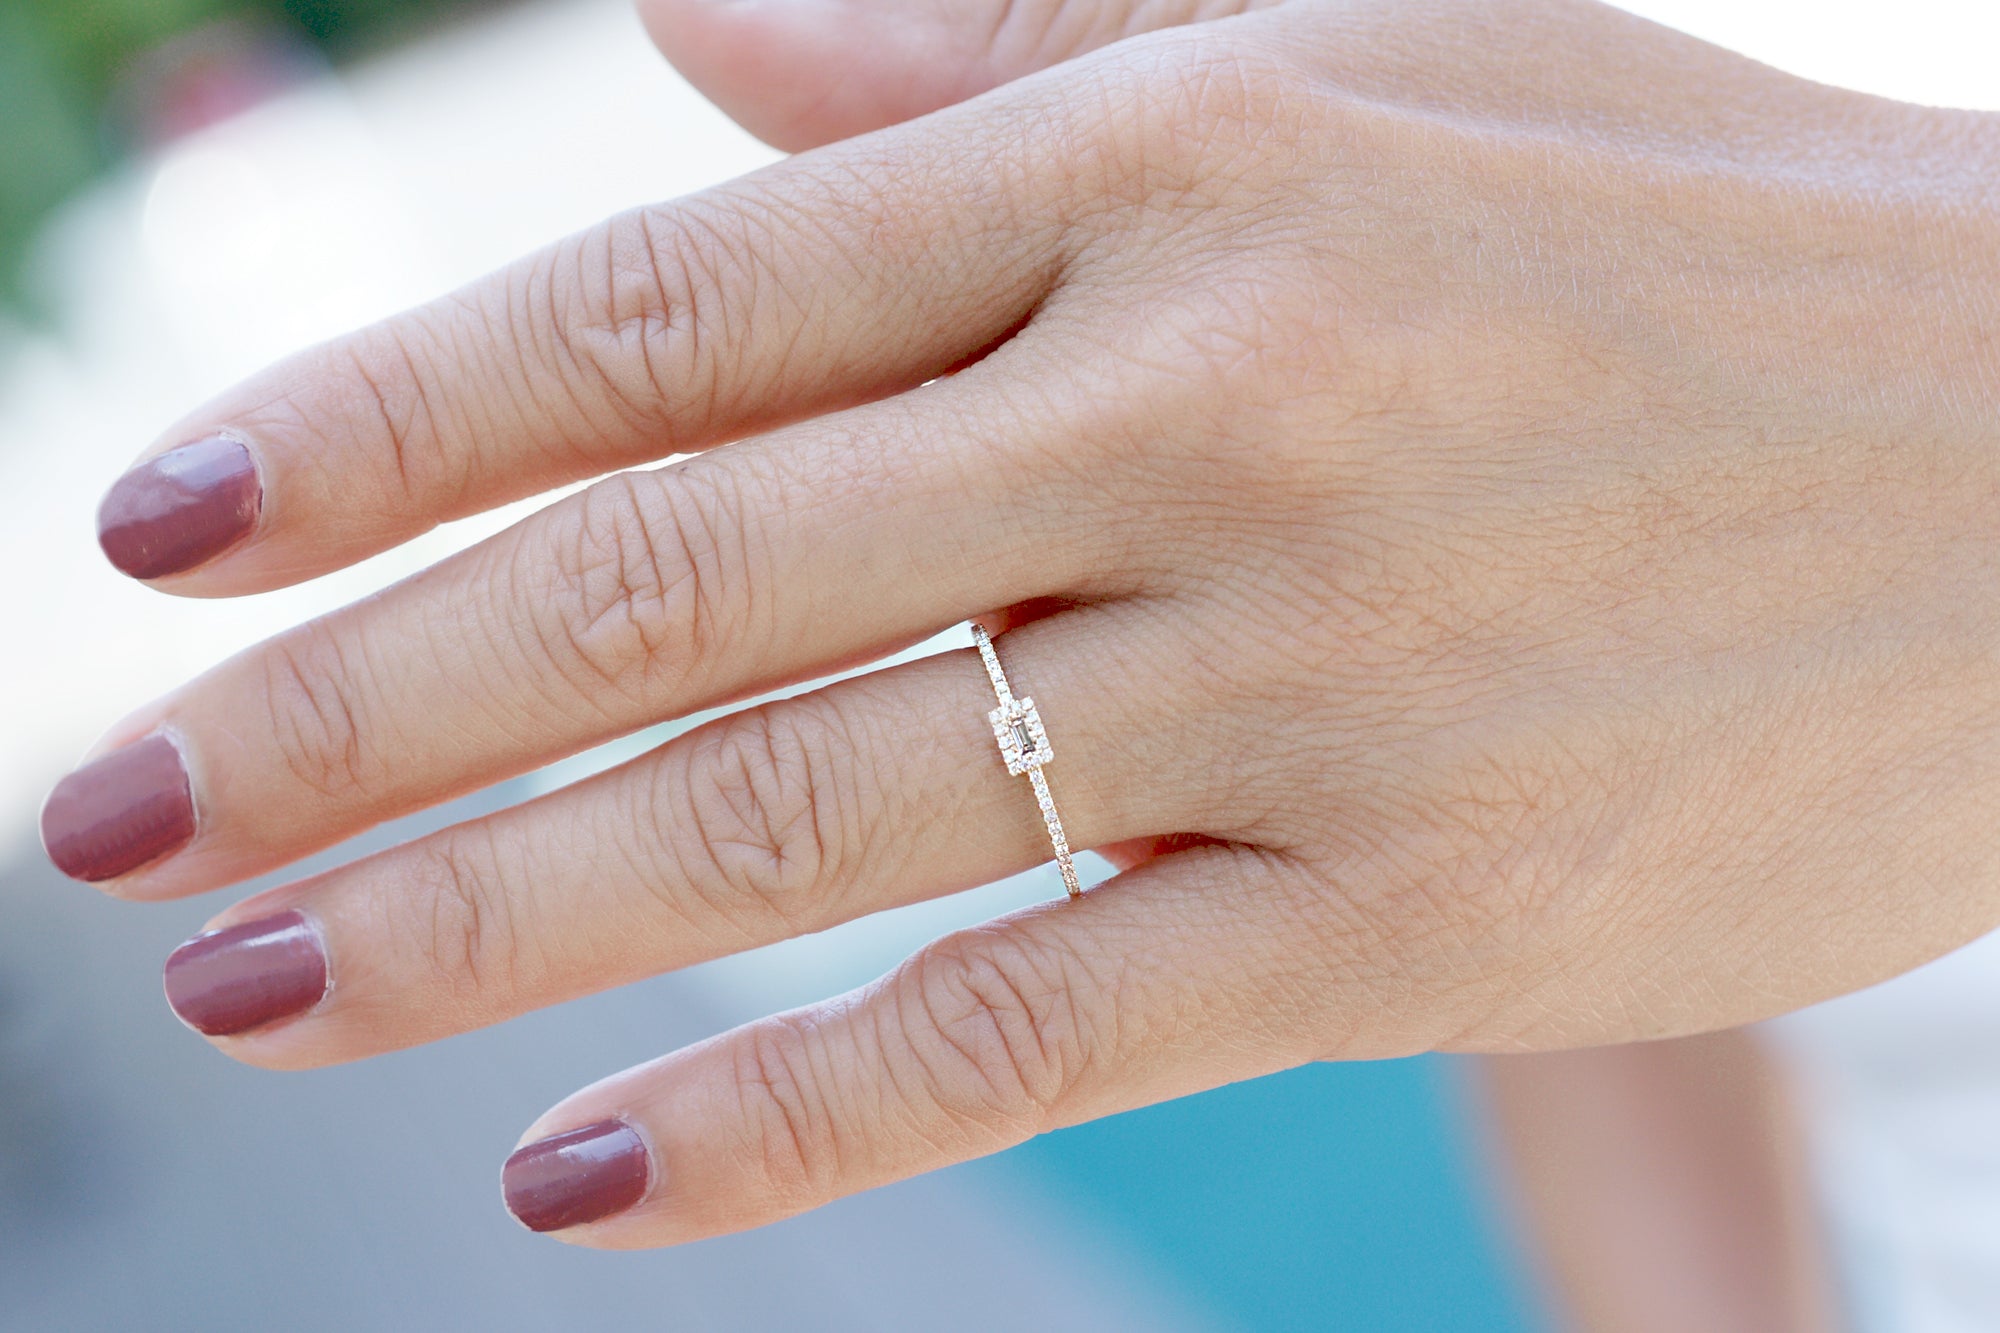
[{"left": 1, "top": 4, "right": 111, "bottom": 310}]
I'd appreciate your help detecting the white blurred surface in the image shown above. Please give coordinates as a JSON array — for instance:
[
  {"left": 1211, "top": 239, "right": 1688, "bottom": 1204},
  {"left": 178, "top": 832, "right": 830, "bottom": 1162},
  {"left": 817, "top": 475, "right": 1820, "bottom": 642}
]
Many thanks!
[
  {"left": 1763, "top": 932, "right": 2000, "bottom": 1333},
  {"left": 1613, "top": 0, "right": 2000, "bottom": 109},
  {"left": 0, "top": 0, "right": 779, "bottom": 824}
]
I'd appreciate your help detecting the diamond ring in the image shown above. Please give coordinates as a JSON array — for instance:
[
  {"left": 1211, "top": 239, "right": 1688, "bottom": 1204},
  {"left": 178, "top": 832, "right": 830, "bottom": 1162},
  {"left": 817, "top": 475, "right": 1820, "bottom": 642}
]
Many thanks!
[{"left": 970, "top": 623, "right": 1082, "bottom": 900}]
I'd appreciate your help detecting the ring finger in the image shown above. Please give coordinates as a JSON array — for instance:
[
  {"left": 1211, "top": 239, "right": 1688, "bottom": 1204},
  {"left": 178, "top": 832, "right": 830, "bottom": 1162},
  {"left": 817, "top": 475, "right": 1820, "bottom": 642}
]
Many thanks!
[{"left": 157, "top": 607, "right": 1226, "bottom": 1068}]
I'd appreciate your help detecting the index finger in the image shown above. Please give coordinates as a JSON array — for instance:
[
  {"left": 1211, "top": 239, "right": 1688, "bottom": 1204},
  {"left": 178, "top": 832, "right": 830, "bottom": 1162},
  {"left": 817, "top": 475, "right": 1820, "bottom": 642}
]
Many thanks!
[{"left": 99, "top": 97, "right": 1074, "bottom": 593}]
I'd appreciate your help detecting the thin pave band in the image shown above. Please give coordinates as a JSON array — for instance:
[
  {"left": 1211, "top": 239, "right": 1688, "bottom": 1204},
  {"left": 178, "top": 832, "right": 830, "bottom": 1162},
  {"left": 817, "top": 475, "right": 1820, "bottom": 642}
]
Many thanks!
[{"left": 970, "top": 623, "right": 1083, "bottom": 900}]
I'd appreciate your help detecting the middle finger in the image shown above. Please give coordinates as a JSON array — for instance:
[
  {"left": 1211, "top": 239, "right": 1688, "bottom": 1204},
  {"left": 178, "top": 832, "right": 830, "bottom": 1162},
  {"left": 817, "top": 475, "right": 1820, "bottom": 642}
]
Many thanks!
[{"left": 44, "top": 367, "right": 1118, "bottom": 898}]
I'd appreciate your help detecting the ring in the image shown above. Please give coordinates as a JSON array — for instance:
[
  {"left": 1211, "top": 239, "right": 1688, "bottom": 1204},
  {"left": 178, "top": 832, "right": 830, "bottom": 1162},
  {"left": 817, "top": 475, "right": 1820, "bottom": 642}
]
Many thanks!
[{"left": 971, "top": 623, "right": 1083, "bottom": 900}]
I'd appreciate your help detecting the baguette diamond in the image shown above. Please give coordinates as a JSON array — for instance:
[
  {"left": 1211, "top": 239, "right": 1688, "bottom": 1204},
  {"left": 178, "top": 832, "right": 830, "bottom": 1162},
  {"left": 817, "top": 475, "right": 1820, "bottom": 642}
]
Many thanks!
[{"left": 971, "top": 623, "right": 1082, "bottom": 899}]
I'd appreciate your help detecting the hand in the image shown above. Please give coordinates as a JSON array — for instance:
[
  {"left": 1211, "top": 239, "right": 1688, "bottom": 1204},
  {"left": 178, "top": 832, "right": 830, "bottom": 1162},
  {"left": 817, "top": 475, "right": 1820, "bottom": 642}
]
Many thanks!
[{"left": 42, "top": 0, "right": 2000, "bottom": 1244}]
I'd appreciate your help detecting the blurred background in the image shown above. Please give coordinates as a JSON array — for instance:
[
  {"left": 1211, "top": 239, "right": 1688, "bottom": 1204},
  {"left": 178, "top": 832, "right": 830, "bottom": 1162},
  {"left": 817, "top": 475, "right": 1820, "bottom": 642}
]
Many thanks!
[{"left": 1, "top": 1, "right": 1996, "bottom": 1329}]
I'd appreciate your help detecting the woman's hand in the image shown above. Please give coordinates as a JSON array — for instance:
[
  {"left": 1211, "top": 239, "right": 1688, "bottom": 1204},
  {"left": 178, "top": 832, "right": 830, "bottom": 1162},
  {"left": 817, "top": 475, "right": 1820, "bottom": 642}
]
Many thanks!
[{"left": 41, "top": 0, "right": 2000, "bottom": 1244}]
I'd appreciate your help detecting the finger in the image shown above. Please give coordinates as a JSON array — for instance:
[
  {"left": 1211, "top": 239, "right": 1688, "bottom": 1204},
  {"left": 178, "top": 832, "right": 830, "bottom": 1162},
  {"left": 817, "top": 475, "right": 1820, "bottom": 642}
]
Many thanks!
[
  {"left": 639, "top": 0, "right": 1265, "bottom": 151},
  {"left": 99, "top": 97, "right": 1072, "bottom": 592},
  {"left": 498, "top": 844, "right": 1343, "bottom": 1244},
  {"left": 158, "top": 607, "right": 1229, "bottom": 1065},
  {"left": 48, "top": 371, "right": 1118, "bottom": 896}
]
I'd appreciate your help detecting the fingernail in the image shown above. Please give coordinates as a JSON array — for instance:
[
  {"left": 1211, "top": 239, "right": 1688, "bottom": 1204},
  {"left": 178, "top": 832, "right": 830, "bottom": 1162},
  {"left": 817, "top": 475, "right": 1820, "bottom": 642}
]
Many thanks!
[
  {"left": 163, "top": 910, "right": 329, "bottom": 1037},
  {"left": 98, "top": 435, "right": 261, "bottom": 579},
  {"left": 40, "top": 733, "right": 196, "bottom": 882},
  {"left": 502, "top": 1120, "right": 651, "bottom": 1233}
]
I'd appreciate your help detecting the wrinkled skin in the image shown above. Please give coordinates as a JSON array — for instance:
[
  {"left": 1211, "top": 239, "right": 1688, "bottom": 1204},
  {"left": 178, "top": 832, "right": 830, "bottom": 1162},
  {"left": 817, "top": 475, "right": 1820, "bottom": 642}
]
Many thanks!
[{"left": 55, "top": 0, "right": 2000, "bottom": 1246}]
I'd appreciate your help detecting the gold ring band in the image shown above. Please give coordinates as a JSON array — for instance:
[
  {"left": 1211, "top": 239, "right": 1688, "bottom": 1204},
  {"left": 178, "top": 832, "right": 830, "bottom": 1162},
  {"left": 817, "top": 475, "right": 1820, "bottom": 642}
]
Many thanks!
[{"left": 971, "top": 623, "right": 1082, "bottom": 900}]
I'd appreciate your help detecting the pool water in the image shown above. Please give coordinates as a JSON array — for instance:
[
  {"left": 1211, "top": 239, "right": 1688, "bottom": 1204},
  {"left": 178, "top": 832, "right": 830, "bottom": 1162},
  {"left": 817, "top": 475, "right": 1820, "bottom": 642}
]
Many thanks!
[{"left": 975, "top": 1056, "right": 1544, "bottom": 1331}]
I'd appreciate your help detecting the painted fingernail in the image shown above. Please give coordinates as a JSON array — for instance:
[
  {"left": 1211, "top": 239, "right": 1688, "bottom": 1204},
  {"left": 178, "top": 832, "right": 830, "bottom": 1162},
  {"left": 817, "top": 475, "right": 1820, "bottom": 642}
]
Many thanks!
[
  {"left": 98, "top": 435, "right": 261, "bottom": 579},
  {"left": 163, "top": 910, "right": 329, "bottom": 1037},
  {"left": 40, "top": 734, "right": 196, "bottom": 882},
  {"left": 502, "top": 1120, "right": 651, "bottom": 1233}
]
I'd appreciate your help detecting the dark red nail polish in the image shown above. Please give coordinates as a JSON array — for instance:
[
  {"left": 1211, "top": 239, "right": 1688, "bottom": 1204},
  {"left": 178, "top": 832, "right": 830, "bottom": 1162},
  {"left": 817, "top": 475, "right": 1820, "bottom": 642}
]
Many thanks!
[
  {"left": 40, "top": 734, "right": 196, "bottom": 882},
  {"left": 98, "top": 435, "right": 261, "bottom": 579},
  {"left": 502, "top": 1120, "right": 651, "bottom": 1233},
  {"left": 163, "top": 910, "right": 328, "bottom": 1037}
]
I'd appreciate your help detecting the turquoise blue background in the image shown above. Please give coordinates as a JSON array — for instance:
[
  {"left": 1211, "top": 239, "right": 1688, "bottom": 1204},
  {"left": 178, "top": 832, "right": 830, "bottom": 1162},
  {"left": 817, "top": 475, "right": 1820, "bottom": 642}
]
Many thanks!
[{"left": 978, "top": 1056, "right": 1545, "bottom": 1331}]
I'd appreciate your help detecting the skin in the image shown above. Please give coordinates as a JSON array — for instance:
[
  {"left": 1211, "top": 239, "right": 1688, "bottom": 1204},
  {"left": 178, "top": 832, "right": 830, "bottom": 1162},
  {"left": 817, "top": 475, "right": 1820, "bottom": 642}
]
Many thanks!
[
  {"left": 56, "top": 0, "right": 2000, "bottom": 1249},
  {"left": 1482, "top": 1033, "right": 1841, "bottom": 1331}
]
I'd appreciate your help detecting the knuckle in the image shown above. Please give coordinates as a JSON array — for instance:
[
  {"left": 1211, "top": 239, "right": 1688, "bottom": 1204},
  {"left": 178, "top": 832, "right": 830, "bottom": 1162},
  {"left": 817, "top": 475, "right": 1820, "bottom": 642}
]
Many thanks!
[
  {"left": 1082, "top": 35, "right": 1314, "bottom": 208},
  {"left": 407, "top": 828, "right": 523, "bottom": 1006},
  {"left": 260, "top": 624, "right": 376, "bottom": 802},
  {"left": 895, "top": 935, "right": 1086, "bottom": 1138},
  {"left": 556, "top": 204, "right": 744, "bottom": 443},
  {"left": 1165, "top": 43, "right": 1301, "bottom": 146},
  {"left": 673, "top": 702, "right": 848, "bottom": 930},
  {"left": 729, "top": 1018, "right": 842, "bottom": 1212},
  {"left": 535, "top": 468, "right": 743, "bottom": 706}
]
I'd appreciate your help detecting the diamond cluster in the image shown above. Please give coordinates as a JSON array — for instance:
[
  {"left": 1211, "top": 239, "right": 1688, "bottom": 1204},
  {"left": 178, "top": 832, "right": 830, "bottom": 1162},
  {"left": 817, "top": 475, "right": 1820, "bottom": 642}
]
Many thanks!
[{"left": 989, "top": 696, "right": 1053, "bottom": 776}]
